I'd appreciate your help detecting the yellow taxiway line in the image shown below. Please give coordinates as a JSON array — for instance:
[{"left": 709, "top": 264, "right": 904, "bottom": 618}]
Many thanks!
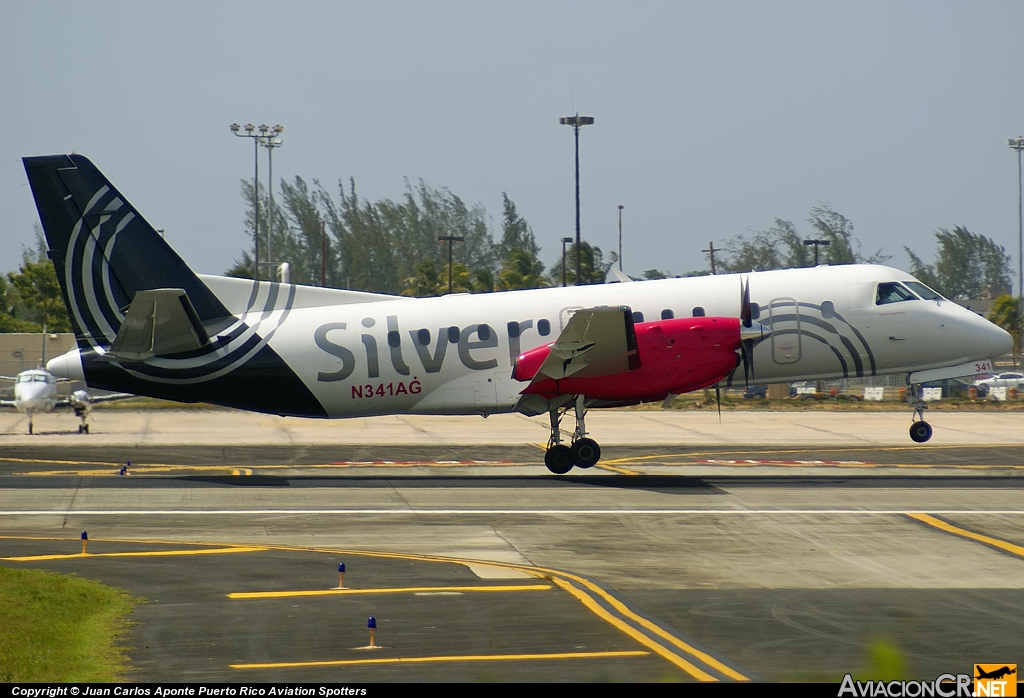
[
  {"left": 2, "top": 546, "right": 268, "bottom": 561},
  {"left": 228, "top": 584, "right": 552, "bottom": 599},
  {"left": 0, "top": 534, "right": 747, "bottom": 681},
  {"left": 231, "top": 649, "right": 649, "bottom": 670},
  {"left": 906, "top": 513, "right": 1024, "bottom": 558}
]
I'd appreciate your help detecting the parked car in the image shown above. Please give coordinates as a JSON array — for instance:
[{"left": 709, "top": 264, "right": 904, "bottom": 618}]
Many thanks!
[
  {"left": 743, "top": 385, "right": 767, "bottom": 398},
  {"left": 971, "top": 372, "right": 1024, "bottom": 397},
  {"left": 920, "top": 378, "right": 972, "bottom": 399}
]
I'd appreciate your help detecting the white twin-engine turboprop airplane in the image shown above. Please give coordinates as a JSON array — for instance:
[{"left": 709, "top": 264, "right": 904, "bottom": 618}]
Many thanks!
[{"left": 23, "top": 154, "right": 1013, "bottom": 472}]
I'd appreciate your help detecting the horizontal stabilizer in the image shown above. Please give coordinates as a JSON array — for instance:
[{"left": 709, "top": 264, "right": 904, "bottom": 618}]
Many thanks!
[{"left": 105, "top": 288, "right": 210, "bottom": 362}]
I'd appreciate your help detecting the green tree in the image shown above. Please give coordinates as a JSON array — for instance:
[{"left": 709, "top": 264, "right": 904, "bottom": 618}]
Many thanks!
[
  {"left": 807, "top": 203, "right": 889, "bottom": 265},
  {"left": 2, "top": 229, "right": 71, "bottom": 333},
  {"left": 986, "top": 295, "right": 1021, "bottom": 356},
  {"left": 642, "top": 269, "right": 669, "bottom": 280},
  {"left": 497, "top": 248, "right": 550, "bottom": 290},
  {"left": 720, "top": 229, "right": 785, "bottom": 272},
  {"left": 904, "top": 226, "right": 1012, "bottom": 299},
  {"left": 547, "top": 241, "right": 613, "bottom": 286},
  {"left": 400, "top": 259, "right": 442, "bottom": 297},
  {"left": 498, "top": 193, "right": 539, "bottom": 261}
]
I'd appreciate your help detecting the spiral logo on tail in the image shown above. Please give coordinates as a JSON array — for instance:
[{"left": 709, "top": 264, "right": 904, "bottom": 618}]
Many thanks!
[{"left": 67, "top": 187, "right": 294, "bottom": 385}]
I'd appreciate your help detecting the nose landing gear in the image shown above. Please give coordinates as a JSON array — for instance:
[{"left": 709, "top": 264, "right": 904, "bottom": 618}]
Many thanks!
[
  {"left": 907, "top": 383, "right": 933, "bottom": 443},
  {"left": 544, "top": 395, "right": 602, "bottom": 474}
]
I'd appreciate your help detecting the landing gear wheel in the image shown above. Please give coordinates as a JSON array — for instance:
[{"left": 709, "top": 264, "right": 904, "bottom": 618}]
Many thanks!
[
  {"left": 83, "top": 424, "right": 89, "bottom": 434},
  {"left": 78, "top": 425, "right": 83, "bottom": 434},
  {"left": 28, "top": 422, "right": 33, "bottom": 435},
  {"left": 545, "top": 444, "right": 574, "bottom": 474},
  {"left": 909, "top": 421, "right": 933, "bottom": 443},
  {"left": 571, "top": 438, "right": 601, "bottom": 468}
]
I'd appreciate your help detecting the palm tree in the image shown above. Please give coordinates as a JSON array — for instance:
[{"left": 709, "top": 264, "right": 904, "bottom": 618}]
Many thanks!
[
  {"left": 987, "top": 294, "right": 1022, "bottom": 360},
  {"left": 497, "top": 248, "right": 550, "bottom": 290},
  {"left": 400, "top": 259, "right": 442, "bottom": 297}
]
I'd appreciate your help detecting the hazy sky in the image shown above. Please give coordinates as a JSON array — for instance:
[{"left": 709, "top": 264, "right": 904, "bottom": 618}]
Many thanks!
[{"left": 4, "top": 2, "right": 1024, "bottom": 289}]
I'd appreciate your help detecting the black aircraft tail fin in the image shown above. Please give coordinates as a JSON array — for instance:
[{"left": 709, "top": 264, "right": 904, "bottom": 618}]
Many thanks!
[{"left": 22, "top": 154, "right": 230, "bottom": 347}]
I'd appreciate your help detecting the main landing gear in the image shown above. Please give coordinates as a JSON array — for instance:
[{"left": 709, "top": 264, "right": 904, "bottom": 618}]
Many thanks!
[
  {"left": 907, "top": 383, "right": 933, "bottom": 443},
  {"left": 544, "top": 395, "right": 602, "bottom": 474},
  {"left": 74, "top": 405, "right": 90, "bottom": 435}
]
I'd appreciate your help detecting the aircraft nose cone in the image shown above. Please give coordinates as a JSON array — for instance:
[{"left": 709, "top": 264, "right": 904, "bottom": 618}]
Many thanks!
[{"left": 988, "top": 323, "right": 1014, "bottom": 357}]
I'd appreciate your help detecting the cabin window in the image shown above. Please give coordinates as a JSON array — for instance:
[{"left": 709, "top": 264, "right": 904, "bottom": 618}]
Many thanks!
[
  {"left": 417, "top": 328, "right": 431, "bottom": 345},
  {"left": 447, "top": 326, "right": 460, "bottom": 343},
  {"left": 538, "top": 319, "right": 551, "bottom": 336},
  {"left": 749, "top": 302, "right": 760, "bottom": 320},
  {"left": 661, "top": 309, "right": 674, "bottom": 320},
  {"left": 692, "top": 306, "right": 705, "bottom": 317},
  {"left": 507, "top": 321, "right": 520, "bottom": 339},
  {"left": 478, "top": 324, "right": 491, "bottom": 341},
  {"left": 632, "top": 311, "right": 644, "bottom": 324},
  {"left": 821, "top": 301, "right": 835, "bottom": 319},
  {"left": 876, "top": 282, "right": 916, "bottom": 305},
  {"left": 387, "top": 331, "right": 401, "bottom": 348}
]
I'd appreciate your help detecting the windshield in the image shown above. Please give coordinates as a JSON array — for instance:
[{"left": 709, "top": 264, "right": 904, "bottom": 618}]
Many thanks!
[
  {"left": 876, "top": 282, "right": 918, "bottom": 305},
  {"left": 904, "top": 281, "right": 944, "bottom": 301}
]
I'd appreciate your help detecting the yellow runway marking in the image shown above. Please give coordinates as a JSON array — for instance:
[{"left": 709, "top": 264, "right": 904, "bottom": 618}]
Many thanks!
[
  {"left": 228, "top": 584, "right": 552, "bottom": 599},
  {"left": 906, "top": 513, "right": 1024, "bottom": 559},
  {"left": 3, "top": 546, "right": 267, "bottom": 561},
  {"left": 231, "top": 468, "right": 253, "bottom": 476},
  {"left": 232, "top": 649, "right": 649, "bottom": 670}
]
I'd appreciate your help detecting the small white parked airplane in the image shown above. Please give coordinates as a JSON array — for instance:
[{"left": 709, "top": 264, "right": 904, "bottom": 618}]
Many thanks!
[
  {"left": 0, "top": 367, "right": 133, "bottom": 434},
  {"left": 22, "top": 154, "right": 1013, "bottom": 470}
]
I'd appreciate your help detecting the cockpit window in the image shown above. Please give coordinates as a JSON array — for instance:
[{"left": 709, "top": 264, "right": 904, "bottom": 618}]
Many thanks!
[
  {"left": 876, "top": 282, "right": 917, "bottom": 305},
  {"left": 904, "top": 281, "right": 944, "bottom": 301}
]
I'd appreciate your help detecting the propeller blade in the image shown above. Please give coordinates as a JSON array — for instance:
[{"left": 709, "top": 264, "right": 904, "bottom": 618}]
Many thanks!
[{"left": 740, "top": 276, "right": 752, "bottom": 328}]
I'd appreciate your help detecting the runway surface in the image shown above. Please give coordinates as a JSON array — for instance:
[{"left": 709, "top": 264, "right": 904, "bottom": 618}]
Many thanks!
[{"left": 1, "top": 410, "right": 1023, "bottom": 682}]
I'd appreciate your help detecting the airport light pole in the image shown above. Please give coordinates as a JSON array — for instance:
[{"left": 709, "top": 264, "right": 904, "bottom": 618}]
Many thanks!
[
  {"left": 803, "top": 238, "right": 830, "bottom": 266},
  {"left": 439, "top": 235, "right": 464, "bottom": 294},
  {"left": 561, "top": 236, "right": 573, "bottom": 287},
  {"left": 559, "top": 115, "right": 594, "bottom": 285},
  {"left": 1009, "top": 136, "right": 1024, "bottom": 319},
  {"left": 260, "top": 125, "right": 284, "bottom": 280},
  {"left": 229, "top": 123, "right": 261, "bottom": 279},
  {"left": 617, "top": 205, "right": 624, "bottom": 271}
]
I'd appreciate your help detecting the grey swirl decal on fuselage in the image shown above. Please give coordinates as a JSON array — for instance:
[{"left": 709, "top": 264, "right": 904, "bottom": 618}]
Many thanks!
[
  {"left": 767, "top": 302, "right": 876, "bottom": 377},
  {"left": 726, "top": 301, "right": 876, "bottom": 385}
]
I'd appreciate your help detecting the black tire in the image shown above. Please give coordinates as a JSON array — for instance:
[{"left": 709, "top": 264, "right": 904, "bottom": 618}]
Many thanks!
[
  {"left": 909, "top": 421, "right": 933, "bottom": 443},
  {"left": 544, "top": 445, "right": 574, "bottom": 474},
  {"left": 28, "top": 422, "right": 32, "bottom": 435},
  {"left": 84, "top": 424, "right": 90, "bottom": 434},
  {"left": 571, "top": 438, "right": 601, "bottom": 468}
]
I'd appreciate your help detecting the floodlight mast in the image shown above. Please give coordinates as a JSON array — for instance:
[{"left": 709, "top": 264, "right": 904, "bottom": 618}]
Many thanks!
[
  {"left": 1009, "top": 136, "right": 1024, "bottom": 320},
  {"left": 559, "top": 115, "right": 594, "bottom": 285},
  {"left": 230, "top": 123, "right": 283, "bottom": 280}
]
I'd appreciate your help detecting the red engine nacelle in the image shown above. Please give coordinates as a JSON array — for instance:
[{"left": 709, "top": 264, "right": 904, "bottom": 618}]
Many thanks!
[{"left": 513, "top": 316, "right": 742, "bottom": 403}]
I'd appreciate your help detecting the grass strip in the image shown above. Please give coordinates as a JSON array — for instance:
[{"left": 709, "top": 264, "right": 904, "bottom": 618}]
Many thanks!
[{"left": 0, "top": 566, "right": 141, "bottom": 682}]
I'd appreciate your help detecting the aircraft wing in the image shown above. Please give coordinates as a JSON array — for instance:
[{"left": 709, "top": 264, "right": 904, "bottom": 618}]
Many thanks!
[
  {"left": 0, "top": 376, "right": 19, "bottom": 382},
  {"left": 84, "top": 392, "right": 136, "bottom": 404},
  {"left": 55, "top": 392, "right": 136, "bottom": 408},
  {"left": 530, "top": 306, "right": 641, "bottom": 383},
  {"left": 0, "top": 399, "right": 16, "bottom": 408}
]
